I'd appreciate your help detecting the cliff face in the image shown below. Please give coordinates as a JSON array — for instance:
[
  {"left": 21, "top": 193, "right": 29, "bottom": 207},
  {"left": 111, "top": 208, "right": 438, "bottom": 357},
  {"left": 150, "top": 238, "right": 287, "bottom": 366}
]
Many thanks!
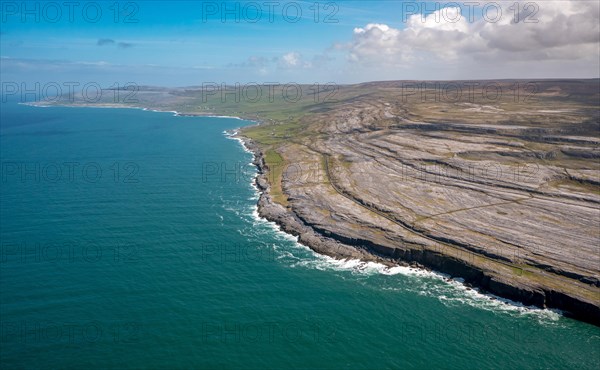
[{"left": 240, "top": 80, "right": 600, "bottom": 326}]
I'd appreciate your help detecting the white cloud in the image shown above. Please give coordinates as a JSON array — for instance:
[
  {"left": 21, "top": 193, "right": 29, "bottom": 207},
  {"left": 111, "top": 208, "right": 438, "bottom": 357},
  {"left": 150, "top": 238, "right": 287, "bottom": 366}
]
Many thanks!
[
  {"left": 278, "top": 52, "right": 312, "bottom": 69},
  {"left": 234, "top": 52, "right": 319, "bottom": 73},
  {"left": 282, "top": 52, "right": 301, "bottom": 67},
  {"left": 345, "top": 1, "right": 600, "bottom": 68}
]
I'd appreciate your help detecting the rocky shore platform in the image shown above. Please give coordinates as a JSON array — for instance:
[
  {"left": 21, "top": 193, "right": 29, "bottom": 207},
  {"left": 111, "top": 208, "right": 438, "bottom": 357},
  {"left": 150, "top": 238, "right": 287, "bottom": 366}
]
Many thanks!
[{"left": 239, "top": 80, "right": 600, "bottom": 326}]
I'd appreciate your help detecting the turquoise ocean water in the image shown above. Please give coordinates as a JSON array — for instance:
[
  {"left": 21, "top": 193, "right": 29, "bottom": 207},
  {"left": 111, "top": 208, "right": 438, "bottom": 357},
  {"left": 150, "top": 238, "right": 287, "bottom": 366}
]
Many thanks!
[{"left": 1, "top": 101, "right": 599, "bottom": 369}]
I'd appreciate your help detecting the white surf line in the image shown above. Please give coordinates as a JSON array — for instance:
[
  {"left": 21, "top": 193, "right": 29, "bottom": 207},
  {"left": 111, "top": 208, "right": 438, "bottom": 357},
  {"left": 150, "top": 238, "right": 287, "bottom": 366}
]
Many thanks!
[{"left": 25, "top": 102, "right": 262, "bottom": 122}]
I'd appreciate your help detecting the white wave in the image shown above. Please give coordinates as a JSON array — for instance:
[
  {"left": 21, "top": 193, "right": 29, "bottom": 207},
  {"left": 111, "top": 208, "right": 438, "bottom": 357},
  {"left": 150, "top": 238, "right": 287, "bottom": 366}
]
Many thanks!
[
  {"left": 224, "top": 131, "right": 257, "bottom": 159},
  {"left": 288, "top": 252, "right": 443, "bottom": 278},
  {"left": 438, "top": 279, "right": 562, "bottom": 321},
  {"left": 141, "top": 108, "right": 179, "bottom": 116},
  {"left": 207, "top": 115, "right": 244, "bottom": 120}
]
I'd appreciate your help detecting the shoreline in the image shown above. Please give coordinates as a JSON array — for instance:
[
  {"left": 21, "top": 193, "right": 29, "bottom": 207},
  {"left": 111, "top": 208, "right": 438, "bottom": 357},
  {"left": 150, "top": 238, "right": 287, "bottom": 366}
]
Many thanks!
[
  {"left": 21, "top": 101, "right": 262, "bottom": 123},
  {"left": 234, "top": 133, "right": 600, "bottom": 327},
  {"left": 23, "top": 101, "right": 599, "bottom": 326}
]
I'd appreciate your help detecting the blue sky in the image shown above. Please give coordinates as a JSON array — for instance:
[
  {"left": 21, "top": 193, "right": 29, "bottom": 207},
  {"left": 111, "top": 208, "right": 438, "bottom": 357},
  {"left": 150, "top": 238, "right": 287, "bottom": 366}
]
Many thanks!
[{"left": 1, "top": 1, "right": 599, "bottom": 87}]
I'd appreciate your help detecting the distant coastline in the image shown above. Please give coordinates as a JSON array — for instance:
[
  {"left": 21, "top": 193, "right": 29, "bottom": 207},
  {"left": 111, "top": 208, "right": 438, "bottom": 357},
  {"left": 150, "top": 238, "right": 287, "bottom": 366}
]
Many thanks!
[{"left": 22, "top": 101, "right": 249, "bottom": 120}]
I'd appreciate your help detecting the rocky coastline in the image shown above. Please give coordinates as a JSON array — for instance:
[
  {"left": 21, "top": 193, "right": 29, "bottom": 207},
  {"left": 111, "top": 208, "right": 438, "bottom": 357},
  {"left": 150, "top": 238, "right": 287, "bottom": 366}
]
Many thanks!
[
  {"left": 239, "top": 135, "right": 600, "bottom": 326},
  {"left": 27, "top": 81, "right": 600, "bottom": 326}
]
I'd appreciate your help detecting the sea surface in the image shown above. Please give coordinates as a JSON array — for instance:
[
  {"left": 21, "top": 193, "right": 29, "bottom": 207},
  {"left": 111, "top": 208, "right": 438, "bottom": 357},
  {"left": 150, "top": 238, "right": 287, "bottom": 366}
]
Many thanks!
[{"left": 1, "top": 100, "right": 599, "bottom": 369}]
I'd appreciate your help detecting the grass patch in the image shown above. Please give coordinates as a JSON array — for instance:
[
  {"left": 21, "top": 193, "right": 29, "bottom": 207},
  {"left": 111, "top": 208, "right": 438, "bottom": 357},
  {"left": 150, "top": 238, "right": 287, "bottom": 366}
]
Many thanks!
[
  {"left": 263, "top": 149, "right": 289, "bottom": 207},
  {"left": 242, "top": 122, "right": 307, "bottom": 146}
]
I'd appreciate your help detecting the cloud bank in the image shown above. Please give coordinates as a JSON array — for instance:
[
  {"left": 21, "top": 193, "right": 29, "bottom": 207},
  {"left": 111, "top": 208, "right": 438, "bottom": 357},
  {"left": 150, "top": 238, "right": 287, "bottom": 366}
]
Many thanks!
[{"left": 343, "top": 1, "right": 599, "bottom": 69}]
